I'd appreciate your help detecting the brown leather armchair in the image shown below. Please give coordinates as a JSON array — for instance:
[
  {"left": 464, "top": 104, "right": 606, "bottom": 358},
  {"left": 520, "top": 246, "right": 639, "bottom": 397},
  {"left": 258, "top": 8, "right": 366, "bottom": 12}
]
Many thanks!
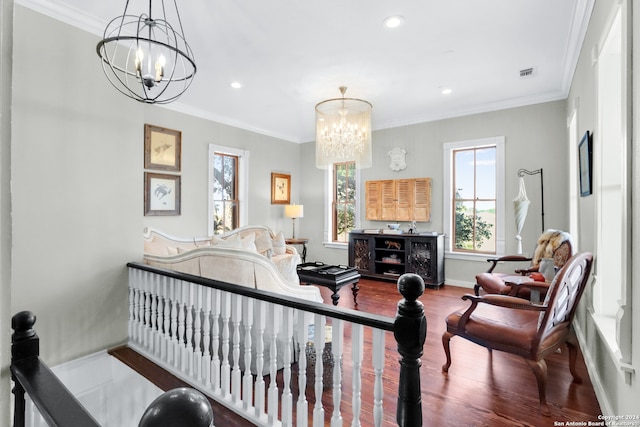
[
  {"left": 442, "top": 252, "right": 593, "bottom": 416},
  {"left": 474, "top": 229, "right": 573, "bottom": 297}
]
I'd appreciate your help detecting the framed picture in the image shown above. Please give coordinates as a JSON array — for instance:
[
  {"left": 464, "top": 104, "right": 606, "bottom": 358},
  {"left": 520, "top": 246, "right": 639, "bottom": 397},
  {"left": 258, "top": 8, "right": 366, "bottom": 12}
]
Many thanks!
[
  {"left": 578, "top": 130, "right": 592, "bottom": 197},
  {"left": 271, "top": 173, "right": 291, "bottom": 204},
  {"left": 145, "top": 172, "right": 181, "bottom": 216},
  {"left": 144, "top": 124, "right": 181, "bottom": 171}
]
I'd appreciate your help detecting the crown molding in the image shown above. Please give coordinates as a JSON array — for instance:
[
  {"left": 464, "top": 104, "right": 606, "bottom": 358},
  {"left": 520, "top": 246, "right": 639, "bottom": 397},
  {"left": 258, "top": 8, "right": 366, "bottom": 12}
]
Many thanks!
[{"left": 16, "top": 0, "right": 106, "bottom": 37}]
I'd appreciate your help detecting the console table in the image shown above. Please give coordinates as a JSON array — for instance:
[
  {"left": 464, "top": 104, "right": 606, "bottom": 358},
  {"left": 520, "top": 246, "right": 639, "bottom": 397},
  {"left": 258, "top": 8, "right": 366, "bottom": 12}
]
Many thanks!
[{"left": 348, "top": 231, "right": 444, "bottom": 288}]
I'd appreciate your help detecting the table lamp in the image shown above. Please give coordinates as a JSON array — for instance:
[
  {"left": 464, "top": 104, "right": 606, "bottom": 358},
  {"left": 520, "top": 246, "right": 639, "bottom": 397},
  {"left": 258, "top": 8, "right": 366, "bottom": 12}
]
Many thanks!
[{"left": 284, "top": 204, "right": 304, "bottom": 239}]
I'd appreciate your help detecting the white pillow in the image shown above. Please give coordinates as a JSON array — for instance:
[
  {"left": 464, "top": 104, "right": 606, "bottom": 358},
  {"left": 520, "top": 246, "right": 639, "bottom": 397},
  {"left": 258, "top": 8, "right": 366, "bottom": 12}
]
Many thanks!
[
  {"left": 255, "top": 231, "right": 274, "bottom": 258},
  {"left": 272, "top": 231, "right": 286, "bottom": 255},
  {"left": 211, "top": 233, "right": 257, "bottom": 252},
  {"left": 167, "top": 246, "right": 178, "bottom": 256}
]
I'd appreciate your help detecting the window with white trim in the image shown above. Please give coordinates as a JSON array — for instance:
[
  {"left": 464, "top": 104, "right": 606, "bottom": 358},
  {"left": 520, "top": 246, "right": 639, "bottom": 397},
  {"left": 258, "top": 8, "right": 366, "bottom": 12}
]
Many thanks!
[
  {"left": 208, "top": 145, "right": 249, "bottom": 235},
  {"left": 592, "top": 1, "right": 632, "bottom": 368},
  {"left": 324, "top": 162, "right": 361, "bottom": 247},
  {"left": 443, "top": 137, "right": 505, "bottom": 257}
]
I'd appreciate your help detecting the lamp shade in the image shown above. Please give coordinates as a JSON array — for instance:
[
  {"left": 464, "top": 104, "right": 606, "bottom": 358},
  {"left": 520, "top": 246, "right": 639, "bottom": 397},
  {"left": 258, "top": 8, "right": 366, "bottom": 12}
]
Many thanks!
[{"left": 285, "top": 204, "right": 304, "bottom": 218}]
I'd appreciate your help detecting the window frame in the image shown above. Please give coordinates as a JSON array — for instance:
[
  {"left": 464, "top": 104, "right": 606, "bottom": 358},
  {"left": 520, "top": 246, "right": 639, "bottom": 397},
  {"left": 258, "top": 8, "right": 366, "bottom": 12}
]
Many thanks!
[
  {"left": 590, "top": 0, "right": 632, "bottom": 369},
  {"left": 443, "top": 136, "right": 505, "bottom": 260},
  {"left": 323, "top": 161, "right": 361, "bottom": 248},
  {"left": 208, "top": 144, "right": 249, "bottom": 236}
]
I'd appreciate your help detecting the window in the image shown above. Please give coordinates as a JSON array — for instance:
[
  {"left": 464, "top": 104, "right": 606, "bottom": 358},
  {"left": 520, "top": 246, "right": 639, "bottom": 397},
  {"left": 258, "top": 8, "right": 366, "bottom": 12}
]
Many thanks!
[
  {"left": 324, "top": 161, "right": 361, "bottom": 247},
  {"left": 333, "top": 162, "right": 356, "bottom": 242},
  {"left": 443, "top": 137, "right": 505, "bottom": 257},
  {"left": 208, "top": 145, "right": 249, "bottom": 235},
  {"left": 592, "top": 2, "right": 632, "bottom": 366}
]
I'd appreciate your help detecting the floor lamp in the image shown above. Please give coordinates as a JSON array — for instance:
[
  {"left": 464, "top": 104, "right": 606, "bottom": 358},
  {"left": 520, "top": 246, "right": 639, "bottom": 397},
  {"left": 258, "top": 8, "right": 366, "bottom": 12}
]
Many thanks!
[{"left": 285, "top": 204, "right": 304, "bottom": 239}]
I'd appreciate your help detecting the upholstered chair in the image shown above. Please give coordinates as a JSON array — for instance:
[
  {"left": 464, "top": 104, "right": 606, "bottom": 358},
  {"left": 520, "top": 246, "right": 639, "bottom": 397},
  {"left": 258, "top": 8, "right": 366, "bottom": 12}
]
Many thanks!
[
  {"left": 442, "top": 252, "right": 593, "bottom": 416},
  {"left": 474, "top": 229, "right": 573, "bottom": 298}
]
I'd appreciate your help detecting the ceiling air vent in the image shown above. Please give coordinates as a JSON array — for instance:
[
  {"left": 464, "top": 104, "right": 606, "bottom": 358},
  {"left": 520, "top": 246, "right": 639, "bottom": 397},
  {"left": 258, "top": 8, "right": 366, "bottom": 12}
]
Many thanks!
[{"left": 520, "top": 67, "right": 535, "bottom": 78}]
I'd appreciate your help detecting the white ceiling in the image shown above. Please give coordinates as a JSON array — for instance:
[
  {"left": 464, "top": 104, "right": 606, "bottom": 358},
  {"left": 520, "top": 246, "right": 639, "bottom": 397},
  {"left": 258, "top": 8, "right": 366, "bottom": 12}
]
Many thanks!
[{"left": 18, "top": 0, "right": 594, "bottom": 143}]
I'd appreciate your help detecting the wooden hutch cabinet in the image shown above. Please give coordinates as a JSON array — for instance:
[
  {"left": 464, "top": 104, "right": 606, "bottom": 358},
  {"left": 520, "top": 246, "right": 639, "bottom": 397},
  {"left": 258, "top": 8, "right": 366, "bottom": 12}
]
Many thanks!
[{"left": 348, "top": 231, "right": 445, "bottom": 288}]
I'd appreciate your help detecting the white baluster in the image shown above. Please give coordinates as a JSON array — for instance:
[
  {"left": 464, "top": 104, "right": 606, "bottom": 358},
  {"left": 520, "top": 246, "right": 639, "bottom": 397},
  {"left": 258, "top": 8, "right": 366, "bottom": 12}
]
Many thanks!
[
  {"left": 372, "top": 328, "right": 385, "bottom": 427},
  {"left": 296, "top": 311, "right": 309, "bottom": 427},
  {"left": 267, "top": 304, "right": 281, "bottom": 425},
  {"left": 183, "top": 281, "right": 193, "bottom": 374},
  {"left": 162, "top": 277, "right": 172, "bottom": 363},
  {"left": 169, "top": 279, "right": 179, "bottom": 367},
  {"left": 154, "top": 277, "right": 163, "bottom": 358},
  {"left": 351, "top": 323, "right": 364, "bottom": 427},
  {"left": 134, "top": 274, "right": 143, "bottom": 345},
  {"left": 242, "top": 297, "right": 254, "bottom": 411},
  {"left": 150, "top": 275, "right": 158, "bottom": 356},
  {"left": 221, "top": 291, "right": 232, "bottom": 397},
  {"left": 202, "top": 287, "right": 212, "bottom": 387},
  {"left": 193, "top": 284, "right": 203, "bottom": 381},
  {"left": 211, "top": 289, "right": 221, "bottom": 394},
  {"left": 231, "top": 293, "right": 243, "bottom": 404},
  {"left": 331, "top": 319, "right": 344, "bottom": 427},
  {"left": 313, "top": 314, "right": 326, "bottom": 426},
  {"left": 176, "top": 281, "right": 186, "bottom": 371},
  {"left": 254, "top": 300, "right": 267, "bottom": 418},
  {"left": 143, "top": 275, "right": 151, "bottom": 349},
  {"left": 281, "top": 306, "right": 294, "bottom": 426},
  {"left": 128, "top": 269, "right": 135, "bottom": 343}
]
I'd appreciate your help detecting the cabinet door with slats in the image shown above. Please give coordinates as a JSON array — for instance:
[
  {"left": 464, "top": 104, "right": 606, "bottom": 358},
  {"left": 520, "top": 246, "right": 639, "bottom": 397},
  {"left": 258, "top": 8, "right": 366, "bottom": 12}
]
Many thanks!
[
  {"left": 412, "top": 178, "right": 432, "bottom": 222},
  {"left": 395, "top": 179, "right": 413, "bottom": 221},
  {"left": 366, "top": 180, "right": 381, "bottom": 220},
  {"left": 380, "top": 180, "right": 396, "bottom": 220}
]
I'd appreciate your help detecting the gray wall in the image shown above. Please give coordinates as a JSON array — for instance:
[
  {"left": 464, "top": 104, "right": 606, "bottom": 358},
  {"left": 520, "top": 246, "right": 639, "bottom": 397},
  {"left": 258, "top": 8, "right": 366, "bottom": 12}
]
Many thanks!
[
  {"left": 299, "top": 100, "right": 569, "bottom": 283},
  {"left": 6, "top": 5, "right": 302, "bottom": 373}
]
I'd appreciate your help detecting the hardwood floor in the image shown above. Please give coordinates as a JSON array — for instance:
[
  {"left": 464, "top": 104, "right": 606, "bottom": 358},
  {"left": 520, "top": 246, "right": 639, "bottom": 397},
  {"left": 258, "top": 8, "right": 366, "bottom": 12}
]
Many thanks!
[{"left": 111, "top": 278, "right": 602, "bottom": 426}]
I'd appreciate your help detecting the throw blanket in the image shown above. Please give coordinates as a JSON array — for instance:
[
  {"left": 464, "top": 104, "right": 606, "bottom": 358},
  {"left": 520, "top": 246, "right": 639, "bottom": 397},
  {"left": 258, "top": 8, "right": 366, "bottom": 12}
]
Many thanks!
[{"left": 532, "top": 229, "right": 572, "bottom": 266}]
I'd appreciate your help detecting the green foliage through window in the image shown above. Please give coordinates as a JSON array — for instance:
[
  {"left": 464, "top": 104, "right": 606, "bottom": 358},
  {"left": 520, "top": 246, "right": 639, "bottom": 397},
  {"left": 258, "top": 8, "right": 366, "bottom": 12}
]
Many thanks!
[
  {"left": 453, "top": 147, "right": 496, "bottom": 252},
  {"left": 212, "top": 153, "right": 239, "bottom": 234},
  {"left": 333, "top": 162, "right": 356, "bottom": 242}
]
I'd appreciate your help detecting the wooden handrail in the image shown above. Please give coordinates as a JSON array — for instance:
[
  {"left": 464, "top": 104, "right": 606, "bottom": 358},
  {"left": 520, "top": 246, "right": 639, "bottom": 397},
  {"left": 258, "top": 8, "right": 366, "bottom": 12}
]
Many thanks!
[
  {"left": 128, "top": 261, "right": 396, "bottom": 331},
  {"left": 10, "top": 311, "right": 100, "bottom": 427}
]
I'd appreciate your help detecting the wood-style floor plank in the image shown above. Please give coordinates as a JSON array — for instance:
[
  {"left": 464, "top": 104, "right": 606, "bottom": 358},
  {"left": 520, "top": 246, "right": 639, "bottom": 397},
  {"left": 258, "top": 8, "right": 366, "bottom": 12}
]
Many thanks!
[{"left": 111, "top": 278, "right": 602, "bottom": 426}]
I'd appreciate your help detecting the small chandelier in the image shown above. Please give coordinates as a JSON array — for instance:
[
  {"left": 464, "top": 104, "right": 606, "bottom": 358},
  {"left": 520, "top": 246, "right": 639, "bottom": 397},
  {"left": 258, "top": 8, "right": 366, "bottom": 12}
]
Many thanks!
[
  {"left": 315, "top": 86, "right": 373, "bottom": 169},
  {"left": 96, "top": 0, "right": 197, "bottom": 104}
]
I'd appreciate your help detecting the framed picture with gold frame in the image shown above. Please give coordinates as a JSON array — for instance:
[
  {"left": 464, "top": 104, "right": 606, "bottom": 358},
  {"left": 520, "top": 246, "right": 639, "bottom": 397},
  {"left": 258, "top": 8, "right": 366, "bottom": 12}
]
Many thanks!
[
  {"left": 144, "top": 124, "right": 181, "bottom": 171},
  {"left": 144, "top": 172, "right": 181, "bottom": 216},
  {"left": 271, "top": 173, "right": 291, "bottom": 204}
]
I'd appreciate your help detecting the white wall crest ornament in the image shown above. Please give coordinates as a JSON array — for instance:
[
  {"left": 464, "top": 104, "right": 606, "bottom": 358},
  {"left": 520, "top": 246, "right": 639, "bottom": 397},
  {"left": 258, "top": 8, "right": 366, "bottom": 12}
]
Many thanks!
[{"left": 388, "top": 147, "right": 407, "bottom": 171}]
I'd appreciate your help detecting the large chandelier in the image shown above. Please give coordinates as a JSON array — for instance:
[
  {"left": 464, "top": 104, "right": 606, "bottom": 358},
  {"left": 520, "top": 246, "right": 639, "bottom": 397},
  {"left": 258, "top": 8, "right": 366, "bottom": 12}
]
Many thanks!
[
  {"left": 315, "top": 86, "right": 372, "bottom": 169},
  {"left": 96, "top": 0, "right": 197, "bottom": 104}
]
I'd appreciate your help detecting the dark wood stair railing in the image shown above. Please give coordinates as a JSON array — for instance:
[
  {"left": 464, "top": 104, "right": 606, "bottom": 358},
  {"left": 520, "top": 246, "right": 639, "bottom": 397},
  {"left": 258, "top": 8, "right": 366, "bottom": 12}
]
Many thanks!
[
  {"left": 10, "top": 311, "right": 214, "bottom": 427},
  {"left": 11, "top": 310, "right": 101, "bottom": 427}
]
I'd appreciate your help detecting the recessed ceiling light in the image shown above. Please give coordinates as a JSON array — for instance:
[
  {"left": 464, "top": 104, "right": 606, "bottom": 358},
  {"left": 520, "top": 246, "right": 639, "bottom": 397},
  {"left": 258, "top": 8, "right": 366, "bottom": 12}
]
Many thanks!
[
  {"left": 441, "top": 88, "right": 453, "bottom": 95},
  {"left": 230, "top": 81, "right": 242, "bottom": 89},
  {"left": 383, "top": 15, "right": 404, "bottom": 29}
]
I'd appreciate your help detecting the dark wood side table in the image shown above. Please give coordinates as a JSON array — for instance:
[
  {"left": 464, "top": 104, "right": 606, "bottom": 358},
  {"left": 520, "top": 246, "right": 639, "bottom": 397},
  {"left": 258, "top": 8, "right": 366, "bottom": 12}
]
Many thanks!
[{"left": 285, "top": 238, "right": 309, "bottom": 263}]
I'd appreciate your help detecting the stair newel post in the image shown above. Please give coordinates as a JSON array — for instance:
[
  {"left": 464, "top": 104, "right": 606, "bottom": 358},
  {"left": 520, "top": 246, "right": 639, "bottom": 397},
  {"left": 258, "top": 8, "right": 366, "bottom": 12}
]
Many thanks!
[
  {"left": 394, "top": 273, "right": 427, "bottom": 427},
  {"left": 11, "top": 311, "right": 39, "bottom": 427}
]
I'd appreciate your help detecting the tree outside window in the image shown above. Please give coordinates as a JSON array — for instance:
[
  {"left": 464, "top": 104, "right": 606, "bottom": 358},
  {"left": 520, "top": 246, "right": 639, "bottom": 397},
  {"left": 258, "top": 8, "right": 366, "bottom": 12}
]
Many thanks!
[
  {"left": 453, "top": 147, "right": 495, "bottom": 253},
  {"left": 212, "top": 152, "right": 239, "bottom": 234},
  {"left": 333, "top": 162, "right": 356, "bottom": 242}
]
